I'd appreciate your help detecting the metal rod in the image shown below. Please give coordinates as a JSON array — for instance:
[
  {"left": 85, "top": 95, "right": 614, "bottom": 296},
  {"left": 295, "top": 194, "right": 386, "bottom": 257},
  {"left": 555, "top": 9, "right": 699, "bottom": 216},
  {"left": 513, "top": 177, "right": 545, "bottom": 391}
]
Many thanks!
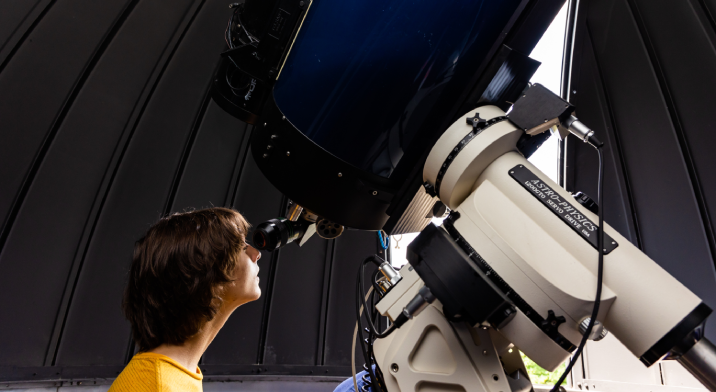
[{"left": 678, "top": 338, "right": 716, "bottom": 392}]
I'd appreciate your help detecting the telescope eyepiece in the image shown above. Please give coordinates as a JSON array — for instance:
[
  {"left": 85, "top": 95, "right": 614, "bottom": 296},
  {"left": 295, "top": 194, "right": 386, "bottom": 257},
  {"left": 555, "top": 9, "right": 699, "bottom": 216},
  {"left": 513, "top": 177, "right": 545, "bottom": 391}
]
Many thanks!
[{"left": 252, "top": 218, "right": 309, "bottom": 251}]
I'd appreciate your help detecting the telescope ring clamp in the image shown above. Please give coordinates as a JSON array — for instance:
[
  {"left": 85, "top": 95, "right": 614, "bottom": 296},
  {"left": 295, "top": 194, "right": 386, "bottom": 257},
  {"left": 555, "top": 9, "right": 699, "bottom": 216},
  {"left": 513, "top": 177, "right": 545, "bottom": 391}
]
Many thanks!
[{"left": 430, "top": 113, "right": 507, "bottom": 198}]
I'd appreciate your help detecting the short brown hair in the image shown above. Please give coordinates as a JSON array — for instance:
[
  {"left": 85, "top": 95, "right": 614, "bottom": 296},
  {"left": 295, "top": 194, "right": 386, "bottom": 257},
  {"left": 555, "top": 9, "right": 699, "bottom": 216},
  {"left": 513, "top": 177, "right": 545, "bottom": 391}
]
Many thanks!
[{"left": 123, "top": 207, "right": 250, "bottom": 352}]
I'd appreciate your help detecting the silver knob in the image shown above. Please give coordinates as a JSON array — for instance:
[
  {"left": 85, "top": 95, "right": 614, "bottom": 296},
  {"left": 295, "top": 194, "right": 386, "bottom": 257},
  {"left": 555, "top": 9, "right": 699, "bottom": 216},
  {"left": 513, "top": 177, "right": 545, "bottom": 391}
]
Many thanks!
[{"left": 579, "top": 317, "right": 608, "bottom": 341}]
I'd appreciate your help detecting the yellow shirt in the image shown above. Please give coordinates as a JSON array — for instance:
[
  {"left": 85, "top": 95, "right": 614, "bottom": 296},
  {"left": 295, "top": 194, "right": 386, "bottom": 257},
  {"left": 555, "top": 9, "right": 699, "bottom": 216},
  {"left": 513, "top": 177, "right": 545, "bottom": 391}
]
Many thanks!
[{"left": 108, "top": 352, "right": 203, "bottom": 392}]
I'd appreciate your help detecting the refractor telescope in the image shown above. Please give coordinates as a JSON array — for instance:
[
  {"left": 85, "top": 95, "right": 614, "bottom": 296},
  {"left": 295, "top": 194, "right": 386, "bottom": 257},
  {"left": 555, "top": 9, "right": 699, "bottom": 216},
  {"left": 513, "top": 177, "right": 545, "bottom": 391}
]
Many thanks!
[{"left": 211, "top": 0, "right": 716, "bottom": 391}]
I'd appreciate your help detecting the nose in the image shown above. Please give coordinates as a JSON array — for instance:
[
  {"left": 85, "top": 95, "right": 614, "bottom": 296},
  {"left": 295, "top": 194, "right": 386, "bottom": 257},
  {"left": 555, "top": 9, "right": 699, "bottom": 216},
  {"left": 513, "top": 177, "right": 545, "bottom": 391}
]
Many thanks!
[{"left": 247, "top": 244, "right": 261, "bottom": 263}]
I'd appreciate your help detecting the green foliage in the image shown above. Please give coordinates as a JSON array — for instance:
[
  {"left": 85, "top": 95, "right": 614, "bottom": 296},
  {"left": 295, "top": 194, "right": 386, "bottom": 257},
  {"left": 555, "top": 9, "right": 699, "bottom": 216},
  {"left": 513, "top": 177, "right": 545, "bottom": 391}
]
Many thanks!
[{"left": 520, "top": 351, "right": 567, "bottom": 385}]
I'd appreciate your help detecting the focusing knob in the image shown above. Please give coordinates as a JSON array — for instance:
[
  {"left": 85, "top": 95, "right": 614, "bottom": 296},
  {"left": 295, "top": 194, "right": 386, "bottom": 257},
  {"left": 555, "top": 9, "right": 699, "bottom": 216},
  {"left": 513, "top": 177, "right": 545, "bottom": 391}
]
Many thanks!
[{"left": 573, "top": 191, "right": 598, "bottom": 214}]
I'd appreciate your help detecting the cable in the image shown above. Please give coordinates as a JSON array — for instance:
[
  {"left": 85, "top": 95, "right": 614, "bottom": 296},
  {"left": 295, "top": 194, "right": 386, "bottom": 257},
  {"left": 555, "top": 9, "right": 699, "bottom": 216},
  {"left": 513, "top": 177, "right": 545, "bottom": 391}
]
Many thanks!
[
  {"left": 356, "top": 272, "right": 383, "bottom": 392},
  {"left": 550, "top": 145, "right": 605, "bottom": 392},
  {"left": 353, "top": 287, "right": 374, "bottom": 392},
  {"left": 359, "top": 258, "right": 396, "bottom": 339},
  {"left": 377, "top": 231, "right": 389, "bottom": 250},
  {"left": 356, "top": 255, "right": 397, "bottom": 392}
]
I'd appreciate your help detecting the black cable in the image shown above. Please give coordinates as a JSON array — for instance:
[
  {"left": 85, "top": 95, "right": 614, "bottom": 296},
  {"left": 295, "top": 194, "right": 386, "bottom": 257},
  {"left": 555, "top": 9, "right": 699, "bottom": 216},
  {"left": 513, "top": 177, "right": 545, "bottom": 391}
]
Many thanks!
[
  {"left": 356, "top": 268, "right": 384, "bottom": 392},
  {"left": 550, "top": 146, "right": 605, "bottom": 391},
  {"left": 359, "top": 259, "right": 396, "bottom": 339},
  {"left": 369, "top": 276, "right": 387, "bottom": 390},
  {"left": 356, "top": 255, "right": 399, "bottom": 392}
]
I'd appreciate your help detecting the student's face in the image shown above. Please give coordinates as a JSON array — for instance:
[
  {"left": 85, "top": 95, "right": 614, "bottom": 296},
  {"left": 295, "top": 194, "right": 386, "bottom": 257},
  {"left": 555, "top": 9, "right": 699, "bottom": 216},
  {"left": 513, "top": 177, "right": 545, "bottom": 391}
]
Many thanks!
[{"left": 225, "top": 243, "right": 262, "bottom": 308}]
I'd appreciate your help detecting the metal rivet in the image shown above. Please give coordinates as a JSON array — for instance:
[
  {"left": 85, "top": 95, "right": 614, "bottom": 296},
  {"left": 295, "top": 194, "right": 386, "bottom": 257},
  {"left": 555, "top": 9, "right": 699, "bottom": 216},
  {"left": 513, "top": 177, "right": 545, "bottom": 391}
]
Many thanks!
[
  {"left": 267, "top": 145, "right": 272, "bottom": 150},
  {"left": 391, "top": 363, "right": 399, "bottom": 373},
  {"left": 510, "top": 171, "right": 514, "bottom": 174},
  {"left": 271, "top": 134, "right": 278, "bottom": 139},
  {"left": 372, "top": 191, "right": 378, "bottom": 195},
  {"left": 483, "top": 350, "right": 488, "bottom": 355},
  {"left": 263, "top": 154, "right": 269, "bottom": 158},
  {"left": 338, "top": 173, "right": 342, "bottom": 177},
  {"left": 286, "top": 151, "right": 291, "bottom": 156},
  {"left": 604, "top": 249, "right": 607, "bottom": 252},
  {"left": 573, "top": 90, "right": 577, "bottom": 94},
  {"left": 612, "top": 241, "right": 616, "bottom": 245},
  {"left": 264, "top": 123, "right": 267, "bottom": 126},
  {"left": 282, "top": 115, "right": 286, "bottom": 120}
]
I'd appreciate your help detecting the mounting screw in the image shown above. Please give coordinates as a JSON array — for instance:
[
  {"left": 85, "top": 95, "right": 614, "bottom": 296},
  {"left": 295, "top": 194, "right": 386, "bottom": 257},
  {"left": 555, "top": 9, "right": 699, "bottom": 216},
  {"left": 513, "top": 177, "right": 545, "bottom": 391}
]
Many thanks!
[
  {"left": 612, "top": 241, "right": 616, "bottom": 245},
  {"left": 264, "top": 123, "right": 267, "bottom": 126},
  {"left": 267, "top": 145, "right": 272, "bottom": 150},
  {"left": 299, "top": 0, "right": 305, "bottom": 5},
  {"left": 286, "top": 151, "right": 291, "bottom": 156},
  {"left": 372, "top": 191, "right": 378, "bottom": 195},
  {"left": 391, "top": 363, "right": 399, "bottom": 373},
  {"left": 271, "top": 134, "right": 278, "bottom": 139},
  {"left": 263, "top": 154, "right": 269, "bottom": 158},
  {"left": 338, "top": 173, "right": 342, "bottom": 177},
  {"left": 282, "top": 115, "right": 286, "bottom": 120},
  {"left": 573, "top": 90, "right": 577, "bottom": 94},
  {"left": 482, "top": 350, "right": 488, "bottom": 355}
]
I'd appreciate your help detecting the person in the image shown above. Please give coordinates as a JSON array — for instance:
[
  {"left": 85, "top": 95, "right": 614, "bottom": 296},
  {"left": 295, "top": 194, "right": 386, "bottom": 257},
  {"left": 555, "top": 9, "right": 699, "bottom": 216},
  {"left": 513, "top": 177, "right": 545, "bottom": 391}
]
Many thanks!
[{"left": 109, "top": 207, "right": 261, "bottom": 392}]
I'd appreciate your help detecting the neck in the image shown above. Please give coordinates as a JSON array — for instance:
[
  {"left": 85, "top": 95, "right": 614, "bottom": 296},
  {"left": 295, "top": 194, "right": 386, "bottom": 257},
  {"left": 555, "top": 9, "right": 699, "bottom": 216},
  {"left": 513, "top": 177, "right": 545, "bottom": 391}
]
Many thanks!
[{"left": 150, "top": 305, "right": 235, "bottom": 372}]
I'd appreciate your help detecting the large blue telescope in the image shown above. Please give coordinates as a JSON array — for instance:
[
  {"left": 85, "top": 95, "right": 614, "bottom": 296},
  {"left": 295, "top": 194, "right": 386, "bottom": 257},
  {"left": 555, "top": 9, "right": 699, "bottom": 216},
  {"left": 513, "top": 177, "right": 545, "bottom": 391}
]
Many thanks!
[{"left": 213, "top": 0, "right": 554, "bottom": 230}]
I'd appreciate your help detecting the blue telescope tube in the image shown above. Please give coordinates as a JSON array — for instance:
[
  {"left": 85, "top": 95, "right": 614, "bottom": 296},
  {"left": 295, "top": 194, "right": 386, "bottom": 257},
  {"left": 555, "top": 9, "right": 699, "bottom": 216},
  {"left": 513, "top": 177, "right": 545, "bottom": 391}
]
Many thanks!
[{"left": 274, "top": 0, "right": 524, "bottom": 178}]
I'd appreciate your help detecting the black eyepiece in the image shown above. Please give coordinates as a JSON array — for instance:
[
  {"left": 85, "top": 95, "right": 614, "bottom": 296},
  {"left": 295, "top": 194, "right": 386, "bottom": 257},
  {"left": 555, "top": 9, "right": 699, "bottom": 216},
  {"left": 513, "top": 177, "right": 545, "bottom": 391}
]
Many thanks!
[{"left": 252, "top": 218, "right": 309, "bottom": 251}]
